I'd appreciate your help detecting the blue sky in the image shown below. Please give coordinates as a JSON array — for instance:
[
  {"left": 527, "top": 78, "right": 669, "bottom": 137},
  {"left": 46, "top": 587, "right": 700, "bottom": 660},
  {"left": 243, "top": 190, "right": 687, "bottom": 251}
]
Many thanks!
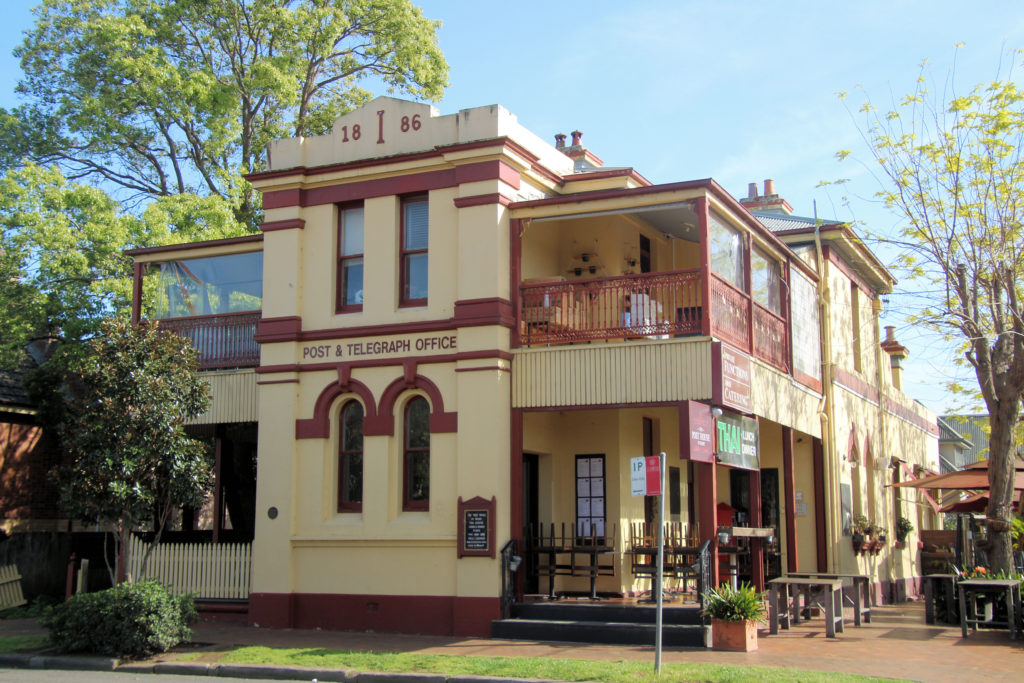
[{"left": 3, "top": 1, "right": 1024, "bottom": 415}]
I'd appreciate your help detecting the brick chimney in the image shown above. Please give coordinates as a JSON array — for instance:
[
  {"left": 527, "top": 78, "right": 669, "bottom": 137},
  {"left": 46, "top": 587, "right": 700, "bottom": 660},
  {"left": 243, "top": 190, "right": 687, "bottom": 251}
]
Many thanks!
[
  {"left": 880, "top": 325, "right": 909, "bottom": 391},
  {"left": 739, "top": 179, "right": 794, "bottom": 215},
  {"left": 556, "top": 129, "right": 603, "bottom": 172}
]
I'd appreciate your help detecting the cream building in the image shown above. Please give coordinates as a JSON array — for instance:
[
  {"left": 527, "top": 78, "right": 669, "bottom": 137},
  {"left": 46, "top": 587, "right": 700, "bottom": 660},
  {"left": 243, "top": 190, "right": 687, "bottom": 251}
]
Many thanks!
[{"left": 127, "top": 97, "right": 939, "bottom": 638}]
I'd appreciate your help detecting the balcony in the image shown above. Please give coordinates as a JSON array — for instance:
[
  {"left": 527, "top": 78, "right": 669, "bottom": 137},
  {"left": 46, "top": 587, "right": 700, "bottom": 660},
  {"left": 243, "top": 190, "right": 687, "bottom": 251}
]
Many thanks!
[
  {"left": 519, "top": 270, "right": 788, "bottom": 373},
  {"left": 156, "top": 311, "right": 260, "bottom": 370}
]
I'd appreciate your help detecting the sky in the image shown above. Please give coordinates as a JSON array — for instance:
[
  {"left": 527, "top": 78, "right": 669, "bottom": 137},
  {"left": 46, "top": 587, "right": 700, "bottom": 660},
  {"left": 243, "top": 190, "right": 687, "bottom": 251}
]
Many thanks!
[{"left": 2, "top": 0, "right": 1023, "bottom": 416}]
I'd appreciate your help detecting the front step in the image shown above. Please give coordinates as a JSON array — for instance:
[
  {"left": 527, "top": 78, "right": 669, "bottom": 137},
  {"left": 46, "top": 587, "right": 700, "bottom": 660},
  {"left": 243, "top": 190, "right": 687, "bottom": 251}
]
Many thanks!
[
  {"left": 492, "top": 601, "right": 708, "bottom": 647},
  {"left": 491, "top": 617, "right": 706, "bottom": 647}
]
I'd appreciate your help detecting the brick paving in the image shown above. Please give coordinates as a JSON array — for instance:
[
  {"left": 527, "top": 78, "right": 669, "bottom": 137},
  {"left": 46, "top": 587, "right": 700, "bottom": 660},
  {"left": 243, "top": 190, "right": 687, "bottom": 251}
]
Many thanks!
[{"left": 4, "top": 601, "right": 1023, "bottom": 681}]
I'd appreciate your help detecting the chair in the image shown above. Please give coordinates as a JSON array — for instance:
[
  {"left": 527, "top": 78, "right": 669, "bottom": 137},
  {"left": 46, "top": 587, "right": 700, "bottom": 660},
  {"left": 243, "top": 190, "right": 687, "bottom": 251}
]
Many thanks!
[
  {"left": 628, "top": 522, "right": 658, "bottom": 591},
  {"left": 522, "top": 277, "right": 583, "bottom": 333}
]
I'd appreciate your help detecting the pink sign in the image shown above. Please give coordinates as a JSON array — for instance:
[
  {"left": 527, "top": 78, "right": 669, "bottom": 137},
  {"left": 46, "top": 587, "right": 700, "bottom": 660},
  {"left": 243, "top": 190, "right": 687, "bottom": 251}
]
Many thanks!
[
  {"left": 645, "top": 455, "right": 662, "bottom": 496},
  {"left": 680, "top": 400, "right": 716, "bottom": 463},
  {"left": 712, "top": 342, "right": 753, "bottom": 413}
]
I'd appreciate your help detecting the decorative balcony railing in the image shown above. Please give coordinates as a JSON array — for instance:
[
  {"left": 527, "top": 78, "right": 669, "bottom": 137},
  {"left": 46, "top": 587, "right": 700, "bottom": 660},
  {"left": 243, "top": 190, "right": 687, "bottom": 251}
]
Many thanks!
[
  {"left": 520, "top": 269, "right": 703, "bottom": 346},
  {"left": 156, "top": 311, "right": 260, "bottom": 369},
  {"left": 521, "top": 270, "right": 791, "bottom": 373}
]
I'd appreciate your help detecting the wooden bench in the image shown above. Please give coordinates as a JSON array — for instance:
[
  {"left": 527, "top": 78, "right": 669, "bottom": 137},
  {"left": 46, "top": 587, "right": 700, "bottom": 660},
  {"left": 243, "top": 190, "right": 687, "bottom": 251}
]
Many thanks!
[
  {"left": 787, "top": 571, "right": 871, "bottom": 625},
  {"left": 768, "top": 576, "right": 844, "bottom": 638}
]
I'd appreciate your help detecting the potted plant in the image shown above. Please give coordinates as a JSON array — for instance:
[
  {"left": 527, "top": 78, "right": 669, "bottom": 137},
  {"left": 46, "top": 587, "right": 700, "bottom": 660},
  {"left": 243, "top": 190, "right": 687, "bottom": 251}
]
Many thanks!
[
  {"left": 851, "top": 514, "right": 870, "bottom": 553},
  {"left": 896, "top": 516, "right": 914, "bottom": 548},
  {"left": 701, "top": 582, "right": 767, "bottom": 652}
]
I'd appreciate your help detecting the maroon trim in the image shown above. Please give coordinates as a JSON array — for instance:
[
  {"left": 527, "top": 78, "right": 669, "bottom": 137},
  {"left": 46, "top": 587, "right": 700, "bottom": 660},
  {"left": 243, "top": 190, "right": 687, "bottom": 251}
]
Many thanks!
[
  {"left": 749, "top": 470, "right": 765, "bottom": 591},
  {"left": 248, "top": 593, "right": 499, "bottom": 637},
  {"left": 453, "top": 298, "right": 514, "bottom": 328},
  {"left": 262, "top": 188, "right": 302, "bottom": 209},
  {"left": 454, "top": 365, "right": 508, "bottom": 373},
  {"left": 455, "top": 160, "right": 521, "bottom": 190},
  {"left": 823, "top": 245, "right": 876, "bottom": 296},
  {"left": 261, "top": 218, "right": 306, "bottom": 232},
  {"left": 131, "top": 262, "right": 144, "bottom": 324},
  {"left": 256, "top": 378, "right": 299, "bottom": 385},
  {"left": 125, "top": 233, "right": 262, "bottom": 257},
  {"left": 792, "top": 368, "right": 823, "bottom": 393},
  {"left": 510, "top": 408, "right": 524, "bottom": 543},
  {"left": 453, "top": 193, "right": 514, "bottom": 208},
  {"left": 833, "top": 366, "right": 880, "bottom": 402},
  {"left": 377, "top": 373, "right": 457, "bottom": 437},
  {"left": 296, "top": 319, "right": 456, "bottom": 342},
  {"left": 883, "top": 396, "right": 941, "bottom": 435},
  {"left": 255, "top": 316, "right": 302, "bottom": 343},
  {"left": 782, "top": 426, "right": 798, "bottom": 572},
  {"left": 813, "top": 438, "right": 827, "bottom": 572},
  {"left": 295, "top": 378, "right": 378, "bottom": 439},
  {"left": 564, "top": 168, "right": 652, "bottom": 186}
]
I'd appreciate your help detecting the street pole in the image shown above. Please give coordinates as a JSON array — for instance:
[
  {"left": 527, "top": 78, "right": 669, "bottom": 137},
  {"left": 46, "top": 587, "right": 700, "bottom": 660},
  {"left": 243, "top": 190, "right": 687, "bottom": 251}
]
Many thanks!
[{"left": 655, "top": 451, "right": 665, "bottom": 675}]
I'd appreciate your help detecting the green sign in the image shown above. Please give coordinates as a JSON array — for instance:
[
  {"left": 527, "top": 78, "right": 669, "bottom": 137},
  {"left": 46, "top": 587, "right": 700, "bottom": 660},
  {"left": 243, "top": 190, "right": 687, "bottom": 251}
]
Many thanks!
[{"left": 716, "top": 412, "right": 759, "bottom": 470}]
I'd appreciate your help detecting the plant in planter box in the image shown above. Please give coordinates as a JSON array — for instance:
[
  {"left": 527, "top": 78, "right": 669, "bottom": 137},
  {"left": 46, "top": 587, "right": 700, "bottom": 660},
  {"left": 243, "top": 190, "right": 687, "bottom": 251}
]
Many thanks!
[
  {"left": 851, "top": 514, "right": 870, "bottom": 551},
  {"left": 701, "top": 582, "right": 767, "bottom": 652}
]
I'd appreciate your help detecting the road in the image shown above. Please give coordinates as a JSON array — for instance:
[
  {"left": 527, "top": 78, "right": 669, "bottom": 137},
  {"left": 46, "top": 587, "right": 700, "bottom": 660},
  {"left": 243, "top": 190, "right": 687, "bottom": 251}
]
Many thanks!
[{"left": 0, "top": 672, "right": 286, "bottom": 683}]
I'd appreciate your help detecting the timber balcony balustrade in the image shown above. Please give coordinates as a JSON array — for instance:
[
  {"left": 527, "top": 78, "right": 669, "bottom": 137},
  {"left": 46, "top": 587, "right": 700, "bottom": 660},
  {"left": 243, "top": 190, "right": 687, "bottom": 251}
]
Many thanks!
[
  {"left": 155, "top": 311, "right": 261, "bottom": 370},
  {"left": 519, "top": 269, "right": 790, "bottom": 373}
]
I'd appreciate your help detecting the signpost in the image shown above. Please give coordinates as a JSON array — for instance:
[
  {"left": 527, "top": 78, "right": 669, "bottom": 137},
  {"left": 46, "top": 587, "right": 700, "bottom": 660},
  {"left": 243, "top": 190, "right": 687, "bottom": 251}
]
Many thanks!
[{"left": 631, "top": 452, "right": 666, "bottom": 674}]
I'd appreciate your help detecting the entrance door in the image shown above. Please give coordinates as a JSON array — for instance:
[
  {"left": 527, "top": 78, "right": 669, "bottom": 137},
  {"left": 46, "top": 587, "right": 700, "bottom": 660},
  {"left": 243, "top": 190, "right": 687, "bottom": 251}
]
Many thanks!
[{"left": 522, "top": 452, "right": 539, "bottom": 594}]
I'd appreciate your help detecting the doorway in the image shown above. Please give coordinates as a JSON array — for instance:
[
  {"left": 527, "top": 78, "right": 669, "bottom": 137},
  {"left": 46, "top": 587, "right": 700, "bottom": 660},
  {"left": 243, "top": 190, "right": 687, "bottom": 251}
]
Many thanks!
[{"left": 522, "top": 452, "right": 539, "bottom": 593}]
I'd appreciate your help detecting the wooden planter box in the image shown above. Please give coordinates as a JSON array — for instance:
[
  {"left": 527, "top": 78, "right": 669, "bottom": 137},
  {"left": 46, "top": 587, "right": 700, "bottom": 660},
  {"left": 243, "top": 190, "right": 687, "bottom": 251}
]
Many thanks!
[{"left": 711, "top": 618, "right": 758, "bottom": 652}]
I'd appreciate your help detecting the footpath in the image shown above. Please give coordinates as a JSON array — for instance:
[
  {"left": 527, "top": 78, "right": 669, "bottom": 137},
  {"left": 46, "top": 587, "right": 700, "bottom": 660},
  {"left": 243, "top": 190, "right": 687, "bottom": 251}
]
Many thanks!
[{"left": 1, "top": 601, "right": 1022, "bottom": 682}]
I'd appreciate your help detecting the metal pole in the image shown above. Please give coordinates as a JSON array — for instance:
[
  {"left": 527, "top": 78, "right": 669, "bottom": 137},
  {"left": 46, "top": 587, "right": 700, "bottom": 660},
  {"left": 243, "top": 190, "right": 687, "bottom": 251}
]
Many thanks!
[{"left": 655, "top": 451, "right": 666, "bottom": 675}]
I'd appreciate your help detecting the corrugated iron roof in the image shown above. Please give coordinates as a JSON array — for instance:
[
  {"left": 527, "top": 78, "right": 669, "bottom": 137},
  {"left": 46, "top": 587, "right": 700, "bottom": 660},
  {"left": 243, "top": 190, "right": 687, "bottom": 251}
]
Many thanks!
[
  {"left": 941, "top": 414, "right": 989, "bottom": 465},
  {"left": 750, "top": 212, "right": 843, "bottom": 233}
]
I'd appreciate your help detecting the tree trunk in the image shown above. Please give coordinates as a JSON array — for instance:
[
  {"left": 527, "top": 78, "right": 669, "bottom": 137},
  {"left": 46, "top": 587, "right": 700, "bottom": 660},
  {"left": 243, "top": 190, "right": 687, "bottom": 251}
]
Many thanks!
[{"left": 985, "top": 400, "right": 1018, "bottom": 575}]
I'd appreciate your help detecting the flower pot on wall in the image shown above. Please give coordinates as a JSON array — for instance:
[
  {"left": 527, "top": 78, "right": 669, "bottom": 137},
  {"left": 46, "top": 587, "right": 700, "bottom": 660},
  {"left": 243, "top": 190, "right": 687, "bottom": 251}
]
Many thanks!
[{"left": 711, "top": 618, "right": 758, "bottom": 652}]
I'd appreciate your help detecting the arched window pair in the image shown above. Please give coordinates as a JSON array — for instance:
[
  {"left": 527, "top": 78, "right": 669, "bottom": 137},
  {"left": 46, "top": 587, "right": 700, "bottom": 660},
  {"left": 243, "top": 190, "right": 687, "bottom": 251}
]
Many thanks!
[{"left": 337, "top": 396, "right": 430, "bottom": 513}]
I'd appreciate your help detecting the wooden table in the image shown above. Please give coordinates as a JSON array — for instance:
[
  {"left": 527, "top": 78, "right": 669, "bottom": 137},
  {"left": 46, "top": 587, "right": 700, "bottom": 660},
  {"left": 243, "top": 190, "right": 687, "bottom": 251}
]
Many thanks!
[
  {"left": 768, "top": 576, "right": 844, "bottom": 638},
  {"left": 571, "top": 544, "right": 615, "bottom": 600},
  {"left": 958, "top": 578, "right": 1021, "bottom": 640},
  {"left": 923, "top": 573, "right": 957, "bottom": 625},
  {"left": 787, "top": 571, "right": 871, "bottom": 626}
]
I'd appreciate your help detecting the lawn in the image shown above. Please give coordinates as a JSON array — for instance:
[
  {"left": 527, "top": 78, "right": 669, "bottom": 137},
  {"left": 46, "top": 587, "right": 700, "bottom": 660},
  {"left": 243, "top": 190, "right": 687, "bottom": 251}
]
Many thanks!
[{"left": 0, "top": 635, "right": 49, "bottom": 653}]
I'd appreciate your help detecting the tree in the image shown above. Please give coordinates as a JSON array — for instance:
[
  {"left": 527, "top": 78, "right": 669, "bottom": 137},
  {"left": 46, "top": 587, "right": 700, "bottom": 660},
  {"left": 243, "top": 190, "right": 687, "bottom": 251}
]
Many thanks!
[
  {"left": 5, "top": 0, "right": 448, "bottom": 228},
  {"left": 53, "top": 317, "right": 212, "bottom": 583},
  {"left": 840, "top": 57, "right": 1024, "bottom": 573},
  {"left": 0, "top": 163, "right": 245, "bottom": 369}
]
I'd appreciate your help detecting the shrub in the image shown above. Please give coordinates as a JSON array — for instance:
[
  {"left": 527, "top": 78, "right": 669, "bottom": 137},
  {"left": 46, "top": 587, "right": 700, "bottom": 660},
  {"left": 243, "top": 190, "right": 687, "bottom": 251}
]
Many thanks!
[
  {"left": 701, "top": 582, "right": 767, "bottom": 623},
  {"left": 43, "top": 580, "right": 195, "bottom": 658}
]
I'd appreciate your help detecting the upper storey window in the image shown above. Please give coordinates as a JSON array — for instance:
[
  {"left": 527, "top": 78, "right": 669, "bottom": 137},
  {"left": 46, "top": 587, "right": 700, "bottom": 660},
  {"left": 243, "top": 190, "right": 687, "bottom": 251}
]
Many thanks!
[
  {"left": 337, "top": 205, "right": 365, "bottom": 312},
  {"left": 401, "top": 197, "right": 429, "bottom": 306},
  {"left": 708, "top": 213, "right": 745, "bottom": 292},
  {"left": 152, "top": 252, "right": 262, "bottom": 318},
  {"left": 751, "top": 247, "right": 783, "bottom": 315}
]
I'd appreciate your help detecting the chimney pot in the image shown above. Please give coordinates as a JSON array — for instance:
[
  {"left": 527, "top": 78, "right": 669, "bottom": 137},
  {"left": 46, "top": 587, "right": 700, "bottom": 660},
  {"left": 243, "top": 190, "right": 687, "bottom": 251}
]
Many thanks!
[
  {"left": 554, "top": 133, "right": 566, "bottom": 149},
  {"left": 884, "top": 325, "right": 896, "bottom": 343},
  {"left": 570, "top": 130, "right": 583, "bottom": 147},
  {"left": 764, "top": 179, "right": 775, "bottom": 196},
  {"left": 747, "top": 182, "right": 758, "bottom": 199}
]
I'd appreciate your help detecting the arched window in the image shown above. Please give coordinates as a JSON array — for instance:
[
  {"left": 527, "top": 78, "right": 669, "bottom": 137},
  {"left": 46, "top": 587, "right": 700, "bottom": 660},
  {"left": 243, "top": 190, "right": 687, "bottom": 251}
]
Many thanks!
[
  {"left": 403, "top": 396, "right": 430, "bottom": 510},
  {"left": 338, "top": 401, "right": 364, "bottom": 512}
]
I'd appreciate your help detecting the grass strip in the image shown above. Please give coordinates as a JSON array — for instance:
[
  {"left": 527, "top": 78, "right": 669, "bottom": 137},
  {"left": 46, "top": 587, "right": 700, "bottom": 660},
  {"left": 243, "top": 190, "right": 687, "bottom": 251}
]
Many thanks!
[
  {"left": 0, "top": 635, "right": 50, "bottom": 653},
  {"left": 222, "top": 646, "right": 907, "bottom": 683}
]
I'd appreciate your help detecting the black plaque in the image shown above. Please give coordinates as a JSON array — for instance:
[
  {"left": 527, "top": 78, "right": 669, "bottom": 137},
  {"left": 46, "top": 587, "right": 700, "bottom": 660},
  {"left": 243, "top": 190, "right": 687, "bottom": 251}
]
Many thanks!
[{"left": 464, "top": 510, "right": 489, "bottom": 551}]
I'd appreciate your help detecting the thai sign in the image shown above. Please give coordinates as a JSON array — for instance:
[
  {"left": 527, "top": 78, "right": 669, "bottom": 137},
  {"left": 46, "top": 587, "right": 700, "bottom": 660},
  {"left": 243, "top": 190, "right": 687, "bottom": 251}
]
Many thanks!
[
  {"left": 301, "top": 333, "right": 457, "bottom": 362},
  {"left": 712, "top": 342, "right": 752, "bottom": 413},
  {"left": 716, "top": 412, "right": 759, "bottom": 470},
  {"left": 679, "top": 400, "right": 715, "bottom": 463}
]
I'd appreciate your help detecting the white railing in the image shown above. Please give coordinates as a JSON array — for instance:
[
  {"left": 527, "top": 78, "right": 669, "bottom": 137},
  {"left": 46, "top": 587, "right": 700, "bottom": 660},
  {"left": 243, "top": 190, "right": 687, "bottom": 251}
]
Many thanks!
[
  {"left": 127, "top": 535, "right": 252, "bottom": 600},
  {"left": 0, "top": 564, "right": 26, "bottom": 610}
]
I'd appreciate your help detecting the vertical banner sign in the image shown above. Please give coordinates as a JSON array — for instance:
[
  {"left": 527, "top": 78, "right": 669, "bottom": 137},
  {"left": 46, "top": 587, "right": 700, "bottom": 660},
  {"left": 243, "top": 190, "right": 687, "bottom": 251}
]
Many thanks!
[
  {"left": 680, "top": 400, "right": 716, "bottom": 463},
  {"left": 711, "top": 342, "right": 753, "bottom": 413},
  {"left": 645, "top": 455, "right": 662, "bottom": 496},
  {"left": 631, "top": 457, "right": 646, "bottom": 497}
]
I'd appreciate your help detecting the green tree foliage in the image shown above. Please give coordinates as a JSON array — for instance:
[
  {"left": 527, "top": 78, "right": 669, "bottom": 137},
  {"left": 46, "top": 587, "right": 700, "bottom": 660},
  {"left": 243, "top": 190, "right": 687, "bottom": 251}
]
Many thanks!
[
  {"left": 5, "top": 0, "right": 448, "bottom": 227},
  {"left": 0, "top": 164, "right": 245, "bottom": 368},
  {"left": 841, "top": 55, "right": 1024, "bottom": 573},
  {"left": 53, "top": 318, "right": 212, "bottom": 583}
]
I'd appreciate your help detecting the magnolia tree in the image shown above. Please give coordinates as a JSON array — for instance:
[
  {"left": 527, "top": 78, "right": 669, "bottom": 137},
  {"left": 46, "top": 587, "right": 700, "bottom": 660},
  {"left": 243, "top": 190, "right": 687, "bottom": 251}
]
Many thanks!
[
  {"left": 841, "top": 59, "right": 1024, "bottom": 573},
  {"left": 54, "top": 318, "right": 211, "bottom": 583}
]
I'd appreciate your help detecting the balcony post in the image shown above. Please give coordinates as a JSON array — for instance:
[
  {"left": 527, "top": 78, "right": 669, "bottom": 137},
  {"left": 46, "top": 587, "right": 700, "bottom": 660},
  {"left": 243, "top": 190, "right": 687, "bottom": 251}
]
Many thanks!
[
  {"left": 131, "top": 263, "right": 144, "bottom": 324},
  {"left": 696, "top": 198, "right": 712, "bottom": 337}
]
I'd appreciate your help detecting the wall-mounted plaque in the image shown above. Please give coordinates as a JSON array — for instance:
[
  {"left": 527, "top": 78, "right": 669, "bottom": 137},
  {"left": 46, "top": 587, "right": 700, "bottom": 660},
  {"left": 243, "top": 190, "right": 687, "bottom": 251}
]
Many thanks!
[{"left": 458, "top": 496, "right": 496, "bottom": 558}]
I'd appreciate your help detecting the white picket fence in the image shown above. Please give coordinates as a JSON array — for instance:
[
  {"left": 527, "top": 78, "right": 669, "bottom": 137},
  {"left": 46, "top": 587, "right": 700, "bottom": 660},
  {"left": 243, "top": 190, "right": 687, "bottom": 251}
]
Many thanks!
[
  {"left": 0, "top": 564, "right": 26, "bottom": 610},
  {"left": 127, "top": 536, "right": 252, "bottom": 600}
]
